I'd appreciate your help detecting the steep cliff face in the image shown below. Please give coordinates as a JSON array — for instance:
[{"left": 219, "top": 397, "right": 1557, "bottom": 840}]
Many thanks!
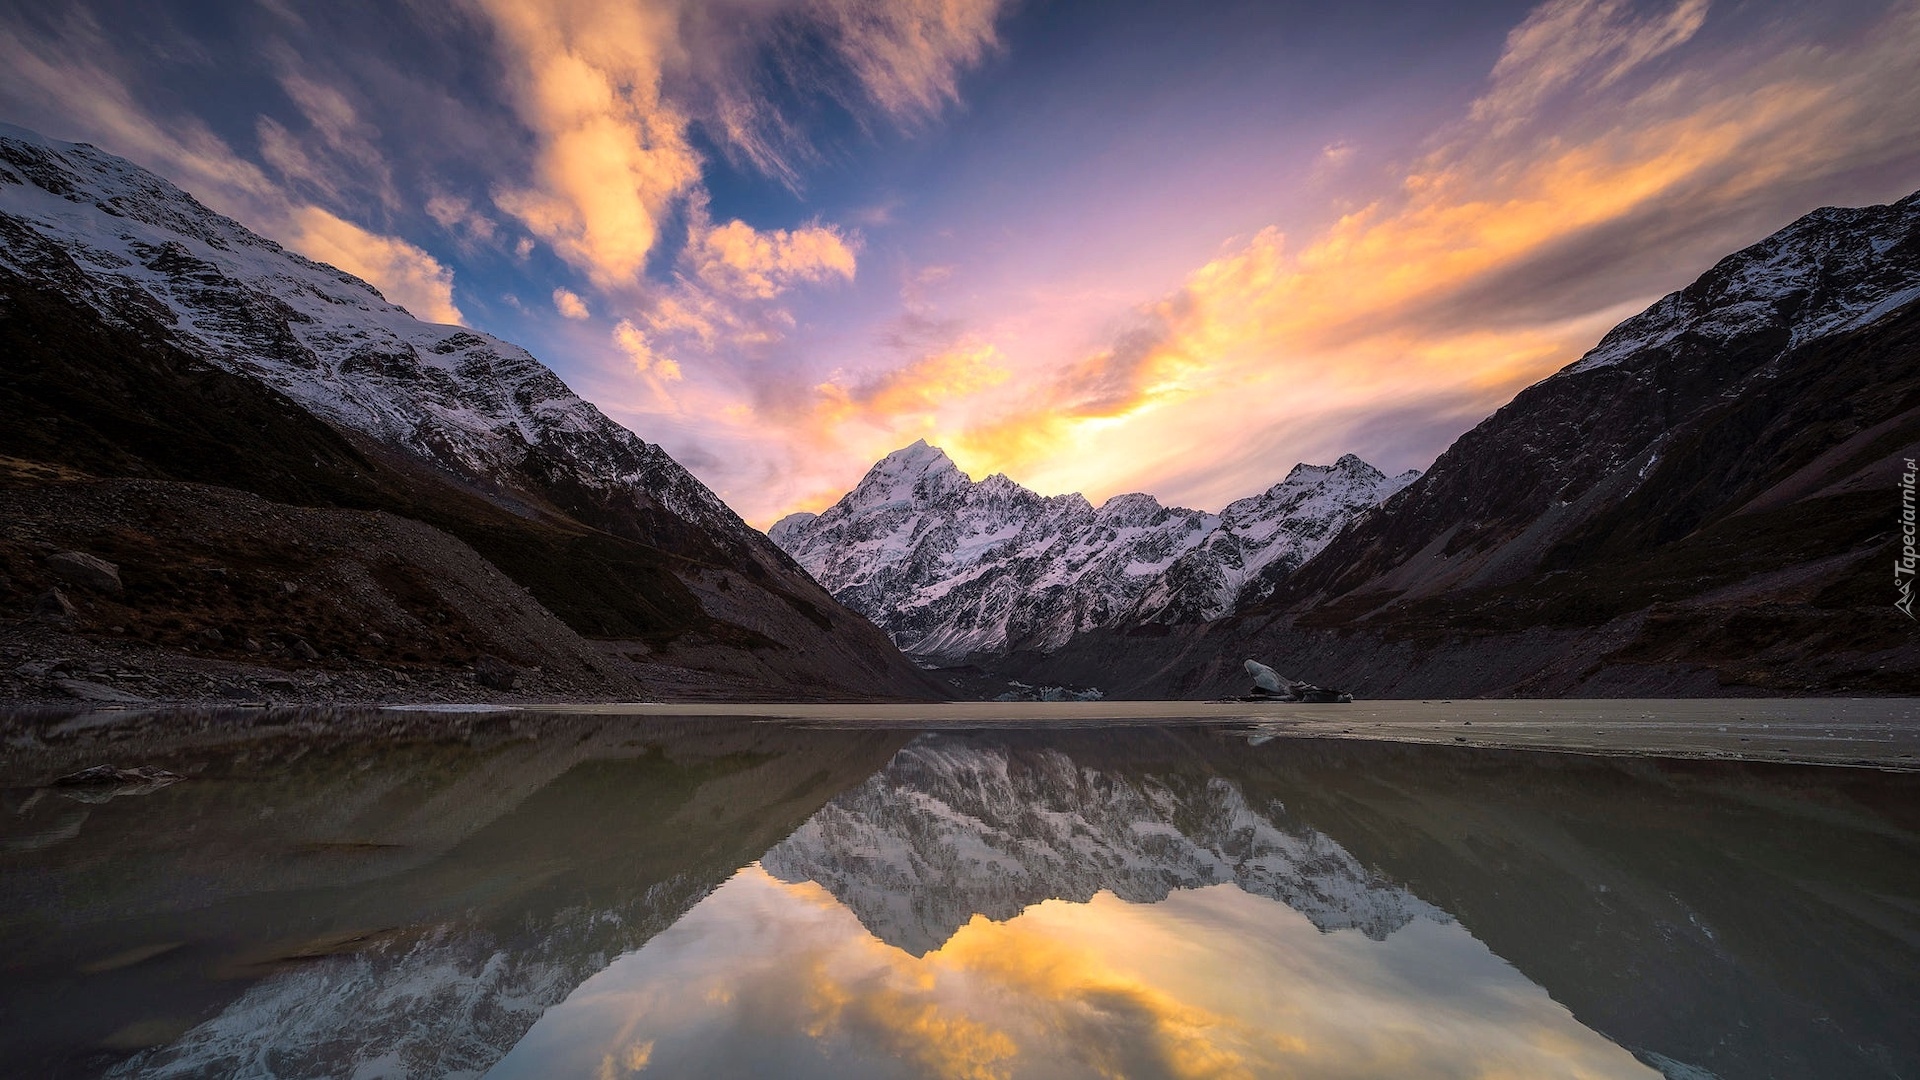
[
  {"left": 0, "top": 125, "right": 938, "bottom": 700},
  {"left": 770, "top": 441, "right": 1412, "bottom": 663}
]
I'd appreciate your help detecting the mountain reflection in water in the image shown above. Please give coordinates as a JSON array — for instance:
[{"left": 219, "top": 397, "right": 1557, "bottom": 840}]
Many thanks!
[
  {"left": 0, "top": 712, "right": 1914, "bottom": 1079},
  {"left": 495, "top": 868, "right": 1642, "bottom": 1080}
]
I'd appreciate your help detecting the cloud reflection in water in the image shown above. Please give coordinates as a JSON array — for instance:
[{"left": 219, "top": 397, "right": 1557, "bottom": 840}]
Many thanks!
[{"left": 491, "top": 866, "right": 1655, "bottom": 1079}]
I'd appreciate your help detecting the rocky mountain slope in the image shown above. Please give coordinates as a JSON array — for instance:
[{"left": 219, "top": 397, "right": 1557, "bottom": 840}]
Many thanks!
[
  {"left": 0, "top": 125, "right": 940, "bottom": 702},
  {"left": 1017, "top": 191, "right": 1920, "bottom": 697},
  {"left": 759, "top": 734, "right": 1443, "bottom": 954},
  {"left": 770, "top": 441, "right": 1413, "bottom": 663}
]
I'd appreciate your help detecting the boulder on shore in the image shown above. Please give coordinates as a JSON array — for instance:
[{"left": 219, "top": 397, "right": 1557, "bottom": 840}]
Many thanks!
[
  {"left": 46, "top": 551, "right": 122, "bottom": 593},
  {"left": 34, "top": 588, "right": 78, "bottom": 620},
  {"left": 474, "top": 654, "right": 522, "bottom": 691}
]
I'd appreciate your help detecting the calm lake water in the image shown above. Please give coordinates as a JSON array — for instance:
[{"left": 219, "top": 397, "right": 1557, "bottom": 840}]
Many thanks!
[{"left": 1, "top": 707, "right": 1916, "bottom": 1078}]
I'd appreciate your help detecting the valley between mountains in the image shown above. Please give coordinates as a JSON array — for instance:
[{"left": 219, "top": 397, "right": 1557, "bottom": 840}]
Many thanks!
[
  {"left": 2, "top": 122, "right": 1917, "bottom": 705},
  {"left": 774, "top": 189, "right": 1920, "bottom": 699}
]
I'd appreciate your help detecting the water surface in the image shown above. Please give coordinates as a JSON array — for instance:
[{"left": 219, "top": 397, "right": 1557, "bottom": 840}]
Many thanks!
[{"left": 1, "top": 705, "right": 1915, "bottom": 1078}]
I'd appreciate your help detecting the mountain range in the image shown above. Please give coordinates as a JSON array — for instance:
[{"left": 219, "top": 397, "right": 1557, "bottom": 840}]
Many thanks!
[
  {"left": 770, "top": 442, "right": 1414, "bottom": 663},
  {"left": 780, "top": 189, "right": 1920, "bottom": 697},
  {"left": 0, "top": 124, "right": 938, "bottom": 703},
  {"left": 3, "top": 120, "right": 1915, "bottom": 702}
]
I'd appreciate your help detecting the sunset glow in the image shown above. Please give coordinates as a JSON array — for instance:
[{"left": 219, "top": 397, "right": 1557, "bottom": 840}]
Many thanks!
[{"left": 4, "top": 0, "right": 1916, "bottom": 524}]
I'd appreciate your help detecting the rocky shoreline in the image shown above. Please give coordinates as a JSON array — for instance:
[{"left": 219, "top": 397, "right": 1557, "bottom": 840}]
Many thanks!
[{"left": 0, "top": 621, "right": 926, "bottom": 712}]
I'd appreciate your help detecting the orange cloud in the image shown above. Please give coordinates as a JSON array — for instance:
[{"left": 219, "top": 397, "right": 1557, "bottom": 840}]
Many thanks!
[
  {"left": 481, "top": 0, "right": 703, "bottom": 289},
  {"left": 554, "top": 286, "right": 592, "bottom": 320},
  {"left": 287, "top": 206, "right": 464, "bottom": 324},
  {"left": 474, "top": 0, "right": 1007, "bottom": 291},
  {"left": 815, "top": 341, "right": 1009, "bottom": 429},
  {"left": 691, "top": 218, "right": 858, "bottom": 300},
  {"left": 613, "top": 318, "right": 683, "bottom": 381},
  {"left": 645, "top": 291, "right": 721, "bottom": 348}
]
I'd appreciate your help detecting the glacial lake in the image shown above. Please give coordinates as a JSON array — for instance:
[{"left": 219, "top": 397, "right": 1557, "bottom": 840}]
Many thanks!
[{"left": 1, "top": 702, "right": 1917, "bottom": 1079}]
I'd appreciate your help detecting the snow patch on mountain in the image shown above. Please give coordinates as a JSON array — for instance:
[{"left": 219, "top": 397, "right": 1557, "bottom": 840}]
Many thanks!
[
  {"left": 1565, "top": 194, "right": 1920, "bottom": 376},
  {"left": 769, "top": 441, "right": 1415, "bottom": 661}
]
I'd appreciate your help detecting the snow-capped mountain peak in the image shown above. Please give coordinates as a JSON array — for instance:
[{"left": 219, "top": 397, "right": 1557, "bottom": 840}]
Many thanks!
[
  {"left": 847, "top": 439, "right": 968, "bottom": 508},
  {"left": 771, "top": 442, "right": 1416, "bottom": 661}
]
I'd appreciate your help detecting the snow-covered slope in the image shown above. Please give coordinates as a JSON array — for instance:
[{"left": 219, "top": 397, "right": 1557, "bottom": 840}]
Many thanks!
[
  {"left": 1565, "top": 196, "right": 1920, "bottom": 376},
  {"left": 1128, "top": 455, "right": 1422, "bottom": 621},
  {"left": 759, "top": 735, "right": 1445, "bottom": 955},
  {"left": 0, "top": 124, "right": 743, "bottom": 550},
  {"left": 769, "top": 441, "right": 1414, "bottom": 661}
]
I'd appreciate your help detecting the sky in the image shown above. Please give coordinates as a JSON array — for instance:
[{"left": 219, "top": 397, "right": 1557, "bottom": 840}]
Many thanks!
[{"left": 1, "top": 0, "right": 1918, "bottom": 527}]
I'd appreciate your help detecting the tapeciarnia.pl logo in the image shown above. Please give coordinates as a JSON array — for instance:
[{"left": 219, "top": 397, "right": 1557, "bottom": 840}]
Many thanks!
[{"left": 1900, "top": 457, "right": 1917, "bottom": 619}]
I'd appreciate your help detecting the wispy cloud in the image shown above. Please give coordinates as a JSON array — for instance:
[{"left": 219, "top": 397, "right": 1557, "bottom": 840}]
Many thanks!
[
  {"left": 424, "top": 192, "right": 499, "bottom": 247},
  {"left": 1470, "top": 0, "right": 1710, "bottom": 133},
  {"left": 613, "top": 317, "right": 684, "bottom": 381},
  {"left": 260, "top": 66, "right": 398, "bottom": 207},
  {"left": 808, "top": 0, "right": 1006, "bottom": 124}
]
